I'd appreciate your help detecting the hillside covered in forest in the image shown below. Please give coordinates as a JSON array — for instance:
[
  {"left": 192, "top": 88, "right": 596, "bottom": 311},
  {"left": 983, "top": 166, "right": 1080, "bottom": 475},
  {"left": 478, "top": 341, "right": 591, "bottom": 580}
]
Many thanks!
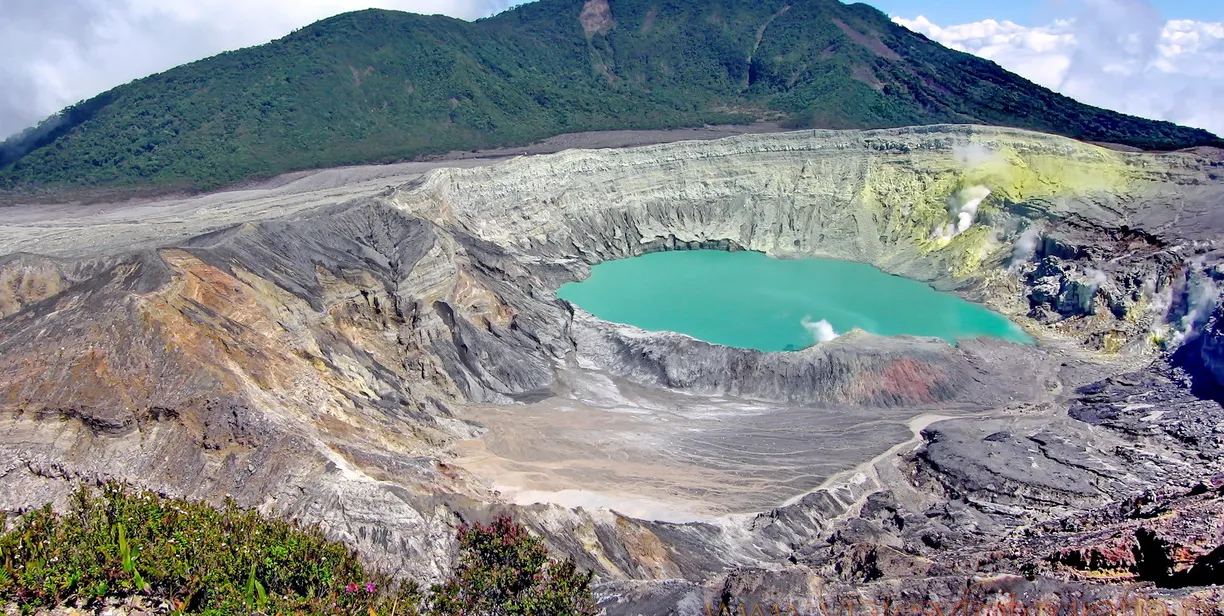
[{"left": 1, "top": 0, "right": 1218, "bottom": 193}]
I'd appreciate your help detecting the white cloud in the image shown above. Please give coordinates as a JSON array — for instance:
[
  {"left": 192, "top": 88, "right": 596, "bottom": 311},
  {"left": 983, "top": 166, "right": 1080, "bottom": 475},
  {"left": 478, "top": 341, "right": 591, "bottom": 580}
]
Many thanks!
[
  {"left": 895, "top": 2, "right": 1224, "bottom": 137},
  {"left": 5, "top": 0, "right": 1222, "bottom": 141},
  {"left": 0, "top": 0, "right": 517, "bottom": 138}
]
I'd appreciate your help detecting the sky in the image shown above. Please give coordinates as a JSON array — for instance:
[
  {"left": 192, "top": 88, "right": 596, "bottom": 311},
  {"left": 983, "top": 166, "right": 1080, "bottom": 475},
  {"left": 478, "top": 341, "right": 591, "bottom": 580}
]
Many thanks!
[
  {"left": 1, "top": 0, "right": 1222, "bottom": 140},
  {"left": 866, "top": 0, "right": 1224, "bottom": 29},
  {"left": 892, "top": 1, "right": 1224, "bottom": 137}
]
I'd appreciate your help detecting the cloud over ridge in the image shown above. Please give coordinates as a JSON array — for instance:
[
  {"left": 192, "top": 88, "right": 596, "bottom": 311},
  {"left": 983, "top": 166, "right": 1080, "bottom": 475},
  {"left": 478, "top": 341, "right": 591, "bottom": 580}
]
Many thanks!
[
  {"left": 2, "top": 0, "right": 1221, "bottom": 141},
  {"left": 894, "top": 2, "right": 1224, "bottom": 138},
  {"left": 0, "top": 0, "right": 517, "bottom": 138}
]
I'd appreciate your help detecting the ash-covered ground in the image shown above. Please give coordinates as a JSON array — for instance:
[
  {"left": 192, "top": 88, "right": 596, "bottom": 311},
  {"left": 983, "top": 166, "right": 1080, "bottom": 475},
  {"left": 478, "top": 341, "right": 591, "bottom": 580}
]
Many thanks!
[{"left": 2, "top": 125, "right": 1223, "bottom": 614}]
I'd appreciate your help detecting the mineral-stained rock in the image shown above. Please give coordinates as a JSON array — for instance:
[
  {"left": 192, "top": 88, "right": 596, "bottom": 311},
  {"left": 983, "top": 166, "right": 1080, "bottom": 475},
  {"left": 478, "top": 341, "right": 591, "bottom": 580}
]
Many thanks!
[
  {"left": 1, "top": 125, "right": 1223, "bottom": 613},
  {"left": 987, "top": 481, "right": 1224, "bottom": 587}
]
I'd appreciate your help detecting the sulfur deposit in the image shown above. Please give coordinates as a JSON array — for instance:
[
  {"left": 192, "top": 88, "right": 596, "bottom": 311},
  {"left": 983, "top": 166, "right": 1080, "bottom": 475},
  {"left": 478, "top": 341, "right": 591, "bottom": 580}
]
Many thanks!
[{"left": 2, "top": 125, "right": 1223, "bottom": 613}]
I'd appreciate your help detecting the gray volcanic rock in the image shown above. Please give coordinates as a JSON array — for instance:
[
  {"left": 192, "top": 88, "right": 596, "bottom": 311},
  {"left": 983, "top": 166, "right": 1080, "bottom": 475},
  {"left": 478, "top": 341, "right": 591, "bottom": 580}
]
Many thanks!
[
  {"left": 570, "top": 313, "right": 1044, "bottom": 407},
  {"left": 1025, "top": 256, "right": 1106, "bottom": 320},
  {"left": 0, "top": 125, "right": 1223, "bottom": 613}
]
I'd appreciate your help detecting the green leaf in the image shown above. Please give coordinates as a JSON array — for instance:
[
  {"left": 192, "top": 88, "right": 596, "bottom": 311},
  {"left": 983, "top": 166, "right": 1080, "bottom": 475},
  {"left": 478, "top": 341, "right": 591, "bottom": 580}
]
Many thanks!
[
  {"left": 244, "top": 562, "right": 258, "bottom": 606},
  {"left": 132, "top": 568, "right": 148, "bottom": 594},
  {"left": 117, "top": 523, "right": 134, "bottom": 574}
]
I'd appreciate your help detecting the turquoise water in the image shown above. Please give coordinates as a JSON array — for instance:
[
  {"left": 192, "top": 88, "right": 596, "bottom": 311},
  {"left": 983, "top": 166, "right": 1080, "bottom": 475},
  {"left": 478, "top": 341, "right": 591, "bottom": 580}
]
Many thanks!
[{"left": 557, "top": 250, "right": 1031, "bottom": 352}]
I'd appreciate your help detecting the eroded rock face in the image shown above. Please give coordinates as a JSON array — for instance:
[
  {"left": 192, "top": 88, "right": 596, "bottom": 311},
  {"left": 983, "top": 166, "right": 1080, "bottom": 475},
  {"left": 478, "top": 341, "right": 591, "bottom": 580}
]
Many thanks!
[{"left": 1, "top": 126, "right": 1223, "bottom": 612}]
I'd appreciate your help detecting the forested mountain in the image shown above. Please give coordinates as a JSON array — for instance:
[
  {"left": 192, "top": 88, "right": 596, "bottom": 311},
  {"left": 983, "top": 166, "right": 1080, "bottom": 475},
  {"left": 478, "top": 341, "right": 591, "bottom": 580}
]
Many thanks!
[{"left": 2, "top": 0, "right": 1218, "bottom": 193}]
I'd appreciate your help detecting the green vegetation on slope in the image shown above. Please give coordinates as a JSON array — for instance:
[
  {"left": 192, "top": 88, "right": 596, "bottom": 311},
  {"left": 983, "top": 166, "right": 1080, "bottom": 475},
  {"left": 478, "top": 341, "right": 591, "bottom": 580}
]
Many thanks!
[
  {"left": 0, "top": 483, "right": 595, "bottom": 615},
  {"left": 0, "top": 0, "right": 1217, "bottom": 193}
]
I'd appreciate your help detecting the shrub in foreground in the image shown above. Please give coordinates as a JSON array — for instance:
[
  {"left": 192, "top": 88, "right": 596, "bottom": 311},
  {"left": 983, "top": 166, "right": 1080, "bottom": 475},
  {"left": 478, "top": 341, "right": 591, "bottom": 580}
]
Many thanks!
[
  {"left": 0, "top": 483, "right": 595, "bottom": 615},
  {"left": 430, "top": 517, "right": 597, "bottom": 616}
]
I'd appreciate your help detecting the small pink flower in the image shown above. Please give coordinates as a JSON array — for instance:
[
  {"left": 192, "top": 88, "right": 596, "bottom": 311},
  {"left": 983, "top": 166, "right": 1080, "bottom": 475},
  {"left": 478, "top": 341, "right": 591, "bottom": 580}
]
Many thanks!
[
  {"left": 365, "top": 582, "right": 376, "bottom": 593},
  {"left": 345, "top": 582, "right": 359, "bottom": 594}
]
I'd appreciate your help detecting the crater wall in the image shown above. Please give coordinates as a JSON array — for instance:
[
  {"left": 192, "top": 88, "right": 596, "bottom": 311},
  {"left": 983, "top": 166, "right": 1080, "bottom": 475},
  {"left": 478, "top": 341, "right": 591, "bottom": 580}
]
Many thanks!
[{"left": 0, "top": 126, "right": 1222, "bottom": 613}]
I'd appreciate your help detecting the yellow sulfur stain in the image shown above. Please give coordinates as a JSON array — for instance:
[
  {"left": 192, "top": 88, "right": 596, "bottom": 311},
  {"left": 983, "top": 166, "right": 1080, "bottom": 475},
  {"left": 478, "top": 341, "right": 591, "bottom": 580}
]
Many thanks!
[{"left": 860, "top": 137, "right": 1137, "bottom": 279}]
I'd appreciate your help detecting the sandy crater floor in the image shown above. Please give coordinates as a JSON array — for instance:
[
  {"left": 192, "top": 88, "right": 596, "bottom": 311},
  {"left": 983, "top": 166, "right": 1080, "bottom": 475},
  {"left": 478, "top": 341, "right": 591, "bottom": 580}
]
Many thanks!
[{"left": 450, "top": 364, "right": 952, "bottom": 521}]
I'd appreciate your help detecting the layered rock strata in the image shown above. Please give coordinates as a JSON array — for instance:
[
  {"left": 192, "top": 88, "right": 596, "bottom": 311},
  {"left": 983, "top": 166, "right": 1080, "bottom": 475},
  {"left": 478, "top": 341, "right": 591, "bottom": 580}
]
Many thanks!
[{"left": 1, "top": 125, "right": 1222, "bottom": 612}]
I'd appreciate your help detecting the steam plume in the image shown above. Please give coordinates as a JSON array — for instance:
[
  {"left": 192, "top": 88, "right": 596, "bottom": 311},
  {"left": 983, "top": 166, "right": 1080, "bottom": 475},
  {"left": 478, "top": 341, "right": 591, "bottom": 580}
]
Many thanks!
[
  {"left": 1084, "top": 268, "right": 1108, "bottom": 292},
  {"left": 1008, "top": 226, "right": 1042, "bottom": 272},
  {"left": 952, "top": 143, "right": 1001, "bottom": 168},
  {"left": 1148, "top": 260, "right": 1222, "bottom": 348},
  {"left": 801, "top": 316, "right": 839, "bottom": 343},
  {"left": 1171, "top": 274, "right": 1220, "bottom": 346},
  {"left": 935, "top": 185, "right": 992, "bottom": 241}
]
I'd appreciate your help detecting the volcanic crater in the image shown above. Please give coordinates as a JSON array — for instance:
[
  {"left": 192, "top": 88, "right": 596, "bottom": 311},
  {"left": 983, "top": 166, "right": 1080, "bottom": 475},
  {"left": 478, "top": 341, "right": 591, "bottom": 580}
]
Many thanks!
[{"left": 2, "top": 125, "right": 1223, "bottom": 612}]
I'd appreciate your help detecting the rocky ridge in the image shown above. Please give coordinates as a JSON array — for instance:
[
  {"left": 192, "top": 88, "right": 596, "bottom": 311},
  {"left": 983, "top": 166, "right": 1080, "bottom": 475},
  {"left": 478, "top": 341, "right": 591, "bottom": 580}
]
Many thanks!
[{"left": 1, "top": 125, "right": 1222, "bottom": 613}]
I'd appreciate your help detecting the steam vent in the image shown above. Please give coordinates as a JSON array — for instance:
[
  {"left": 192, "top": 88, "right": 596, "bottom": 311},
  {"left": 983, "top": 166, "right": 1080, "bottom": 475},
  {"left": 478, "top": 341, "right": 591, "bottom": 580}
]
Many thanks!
[{"left": 3, "top": 125, "right": 1224, "bottom": 613}]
